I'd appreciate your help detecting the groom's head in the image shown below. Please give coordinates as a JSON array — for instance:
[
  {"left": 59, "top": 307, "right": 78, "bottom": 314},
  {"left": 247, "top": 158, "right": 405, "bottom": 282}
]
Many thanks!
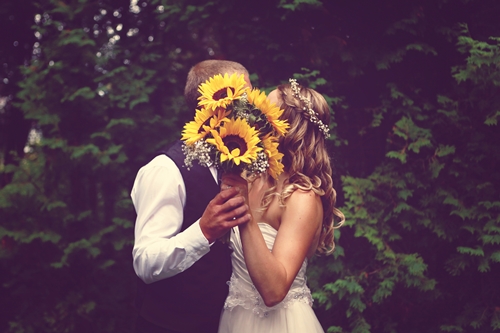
[{"left": 184, "top": 60, "right": 252, "bottom": 112}]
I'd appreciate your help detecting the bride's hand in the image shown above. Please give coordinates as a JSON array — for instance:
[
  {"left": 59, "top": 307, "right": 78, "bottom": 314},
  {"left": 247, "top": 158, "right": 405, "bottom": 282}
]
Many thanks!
[{"left": 220, "top": 173, "right": 249, "bottom": 204}]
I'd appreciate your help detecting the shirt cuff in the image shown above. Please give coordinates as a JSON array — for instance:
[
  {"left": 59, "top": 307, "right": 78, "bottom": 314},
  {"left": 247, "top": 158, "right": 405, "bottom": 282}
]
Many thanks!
[{"left": 177, "top": 219, "right": 211, "bottom": 261}]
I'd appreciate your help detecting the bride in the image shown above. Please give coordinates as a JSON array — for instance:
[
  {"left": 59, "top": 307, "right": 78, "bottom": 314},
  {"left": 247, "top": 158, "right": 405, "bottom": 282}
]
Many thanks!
[{"left": 218, "top": 80, "right": 345, "bottom": 333}]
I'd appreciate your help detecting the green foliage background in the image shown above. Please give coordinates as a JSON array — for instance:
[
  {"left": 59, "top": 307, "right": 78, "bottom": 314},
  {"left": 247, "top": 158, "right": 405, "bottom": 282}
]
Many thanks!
[{"left": 1, "top": 0, "right": 499, "bottom": 332}]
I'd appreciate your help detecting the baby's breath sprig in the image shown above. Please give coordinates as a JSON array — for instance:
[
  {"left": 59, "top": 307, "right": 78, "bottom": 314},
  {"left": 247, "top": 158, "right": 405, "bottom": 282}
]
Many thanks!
[{"left": 182, "top": 140, "right": 214, "bottom": 170}]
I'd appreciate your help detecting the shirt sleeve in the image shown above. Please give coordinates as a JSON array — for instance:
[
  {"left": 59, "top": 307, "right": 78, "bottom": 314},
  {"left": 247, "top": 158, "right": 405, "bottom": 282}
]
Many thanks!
[{"left": 131, "top": 155, "right": 211, "bottom": 284}]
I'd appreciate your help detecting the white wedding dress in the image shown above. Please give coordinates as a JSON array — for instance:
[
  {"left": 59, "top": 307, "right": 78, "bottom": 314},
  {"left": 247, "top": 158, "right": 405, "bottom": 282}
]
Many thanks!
[{"left": 218, "top": 223, "right": 325, "bottom": 333}]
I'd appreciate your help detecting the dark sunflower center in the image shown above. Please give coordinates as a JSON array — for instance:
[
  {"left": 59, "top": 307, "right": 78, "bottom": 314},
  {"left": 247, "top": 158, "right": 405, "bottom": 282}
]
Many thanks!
[
  {"left": 223, "top": 135, "right": 247, "bottom": 155},
  {"left": 212, "top": 87, "right": 235, "bottom": 101}
]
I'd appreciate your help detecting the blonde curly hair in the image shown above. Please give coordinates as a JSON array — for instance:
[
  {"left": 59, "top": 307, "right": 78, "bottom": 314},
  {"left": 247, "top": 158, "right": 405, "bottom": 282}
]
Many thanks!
[{"left": 262, "top": 83, "right": 345, "bottom": 254}]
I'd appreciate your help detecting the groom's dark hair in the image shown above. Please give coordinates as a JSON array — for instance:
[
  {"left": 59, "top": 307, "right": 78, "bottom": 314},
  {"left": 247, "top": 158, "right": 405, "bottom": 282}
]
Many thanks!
[{"left": 184, "top": 60, "right": 249, "bottom": 112}]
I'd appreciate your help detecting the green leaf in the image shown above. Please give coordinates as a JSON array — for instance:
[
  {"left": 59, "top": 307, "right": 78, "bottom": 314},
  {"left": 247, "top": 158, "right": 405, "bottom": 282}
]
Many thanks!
[
  {"left": 484, "top": 111, "right": 500, "bottom": 126},
  {"left": 77, "top": 301, "right": 96, "bottom": 315},
  {"left": 482, "top": 235, "right": 500, "bottom": 245},
  {"left": 477, "top": 258, "right": 490, "bottom": 272},
  {"left": 386, "top": 150, "right": 407, "bottom": 163},
  {"left": 372, "top": 279, "right": 395, "bottom": 303},
  {"left": 349, "top": 296, "right": 367, "bottom": 312},
  {"left": 397, "top": 189, "right": 413, "bottom": 200},
  {"left": 429, "top": 160, "right": 445, "bottom": 178},
  {"left": 100, "top": 260, "right": 116, "bottom": 270},
  {"left": 440, "top": 325, "right": 464, "bottom": 332},
  {"left": 130, "top": 95, "right": 150, "bottom": 109},
  {"left": 57, "top": 29, "right": 96, "bottom": 47},
  {"left": 394, "top": 202, "right": 411, "bottom": 213},
  {"left": 279, "top": 0, "right": 322, "bottom": 11},
  {"left": 479, "top": 201, "right": 500, "bottom": 210},
  {"left": 490, "top": 251, "right": 500, "bottom": 262},
  {"left": 0, "top": 227, "right": 62, "bottom": 244},
  {"left": 436, "top": 145, "right": 456, "bottom": 157},
  {"left": 106, "top": 118, "right": 136, "bottom": 129},
  {"left": 457, "top": 246, "right": 484, "bottom": 256},
  {"left": 70, "top": 144, "right": 100, "bottom": 159},
  {"left": 492, "top": 307, "right": 500, "bottom": 330},
  {"left": 45, "top": 201, "right": 67, "bottom": 211},
  {"left": 64, "top": 87, "right": 96, "bottom": 101}
]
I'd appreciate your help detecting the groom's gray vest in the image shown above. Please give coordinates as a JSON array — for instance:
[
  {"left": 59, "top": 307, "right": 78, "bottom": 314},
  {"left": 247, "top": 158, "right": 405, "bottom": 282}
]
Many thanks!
[{"left": 135, "top": 141, "right": 232, "bottom": 333}]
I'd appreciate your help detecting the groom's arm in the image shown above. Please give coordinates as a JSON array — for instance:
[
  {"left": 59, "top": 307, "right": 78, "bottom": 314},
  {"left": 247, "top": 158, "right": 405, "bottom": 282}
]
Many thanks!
[{"left": 131, "top": 155, "right": 210, "bottom": 284}]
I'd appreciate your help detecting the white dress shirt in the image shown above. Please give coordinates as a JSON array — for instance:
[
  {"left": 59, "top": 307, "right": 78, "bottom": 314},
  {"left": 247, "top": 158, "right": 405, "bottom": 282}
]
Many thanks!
[{"left": 131, "top": 154, "right": 218, "bottom": 284}]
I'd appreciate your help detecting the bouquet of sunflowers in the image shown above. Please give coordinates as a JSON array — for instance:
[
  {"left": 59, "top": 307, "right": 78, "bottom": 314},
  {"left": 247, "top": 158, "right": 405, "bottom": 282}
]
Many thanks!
[{"left": 181, "top": 73, "right": 289, "bottom": 179}]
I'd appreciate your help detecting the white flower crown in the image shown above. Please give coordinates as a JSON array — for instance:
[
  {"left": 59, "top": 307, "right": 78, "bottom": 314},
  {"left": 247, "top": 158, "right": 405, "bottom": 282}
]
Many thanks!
[{"left": 289, "top": 78, "right": 330, "bottom": 139}]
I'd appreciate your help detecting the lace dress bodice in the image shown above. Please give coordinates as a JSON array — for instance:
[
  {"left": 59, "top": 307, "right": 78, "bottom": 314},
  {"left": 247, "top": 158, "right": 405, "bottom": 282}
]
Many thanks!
[{"left": 223, "top": 223, "right": 314, "bottom": 318}]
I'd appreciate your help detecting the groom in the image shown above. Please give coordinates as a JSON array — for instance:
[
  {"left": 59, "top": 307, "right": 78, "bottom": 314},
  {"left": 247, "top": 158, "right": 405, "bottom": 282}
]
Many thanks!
[{"left": 131, "top": 60, "right": 252, "bottom": 333}]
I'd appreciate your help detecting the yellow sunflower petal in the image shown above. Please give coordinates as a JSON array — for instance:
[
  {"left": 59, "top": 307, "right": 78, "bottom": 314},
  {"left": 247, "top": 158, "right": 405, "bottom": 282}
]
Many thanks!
[
  {"left": 231, "top": 148, "right": 241, "bottom": 157},
  {"left": 247, "top": 88, "right": 289, "bottom": 137},
  {"left": 197, "top": 73, "right": 249, "bottom": 111},
  {"left": 206, "top": 118, "right": 262, "bottom": 167},
  {"left": 262, "top": 136, "right": 285, "bottom": 179},
  {"left": 181, "top": 107, "right": 224, "bottom": 145}
]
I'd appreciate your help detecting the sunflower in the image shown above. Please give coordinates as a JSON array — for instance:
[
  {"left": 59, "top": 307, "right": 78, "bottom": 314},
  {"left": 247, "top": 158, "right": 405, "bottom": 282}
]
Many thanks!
[
  {"left": 198, "top": 73, "right": 249, "bottom": 111},
  {"left": 181, "top": 107, "right": 229, "bottom": 145},
  {"left": 206, "top": 118, "right": 262, "bottom": 166},
  {"left": 262, "top": 136, "right": 285, "bottom": 179},
  {"left": 246, "top": 88, "right": 289, "bottom": 137}
]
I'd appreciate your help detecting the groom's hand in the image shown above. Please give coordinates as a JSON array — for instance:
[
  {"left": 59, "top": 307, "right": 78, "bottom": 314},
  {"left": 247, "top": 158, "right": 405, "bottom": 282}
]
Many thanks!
[{"left": 199, "top": 187, "right": 250, "bottom": 243}]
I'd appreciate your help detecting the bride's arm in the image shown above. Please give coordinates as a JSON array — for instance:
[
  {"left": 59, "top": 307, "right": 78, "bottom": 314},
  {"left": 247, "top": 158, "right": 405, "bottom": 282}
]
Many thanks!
[{"left": 238, "top": 189, "right": 322, "bottom": 307}]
